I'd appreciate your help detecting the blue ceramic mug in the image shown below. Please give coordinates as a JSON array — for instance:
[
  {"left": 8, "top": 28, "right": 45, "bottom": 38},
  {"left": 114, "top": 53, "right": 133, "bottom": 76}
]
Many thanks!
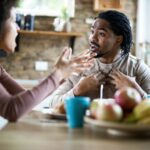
[{"left": 65, "top": 96, "right": 90, "bottom": 128}]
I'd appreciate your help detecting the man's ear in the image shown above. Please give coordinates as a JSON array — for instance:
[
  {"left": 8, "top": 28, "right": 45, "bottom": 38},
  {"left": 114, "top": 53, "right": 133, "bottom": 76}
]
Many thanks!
[{"left": 116, "top": 35, "right": 123, "bottom": 45}]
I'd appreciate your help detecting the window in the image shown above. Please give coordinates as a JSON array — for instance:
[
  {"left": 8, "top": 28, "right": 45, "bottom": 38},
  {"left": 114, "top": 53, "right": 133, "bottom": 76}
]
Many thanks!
[{"left": 15, "top": 0, "right": 75, "bottom": 17}]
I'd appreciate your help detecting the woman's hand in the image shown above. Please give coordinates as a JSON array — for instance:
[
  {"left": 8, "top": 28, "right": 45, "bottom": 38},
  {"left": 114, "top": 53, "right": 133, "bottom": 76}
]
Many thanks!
[{"left": 54, "top": 47, "right": 95, "bottom": 79}]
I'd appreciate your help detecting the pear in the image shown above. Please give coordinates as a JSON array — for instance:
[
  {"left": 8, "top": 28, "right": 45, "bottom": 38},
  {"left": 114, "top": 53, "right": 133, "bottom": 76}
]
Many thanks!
[
  {"left": 134, "top": 99, "right": 150, "bottom": 120},
  {"left": 137, "top": 116, "right": 150, "bottom": 125}
]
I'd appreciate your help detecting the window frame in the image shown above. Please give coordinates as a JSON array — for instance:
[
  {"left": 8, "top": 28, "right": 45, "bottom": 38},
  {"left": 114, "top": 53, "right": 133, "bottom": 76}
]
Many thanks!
[{"left": 15, "top": 0, "right": 75, "bottom": 17}]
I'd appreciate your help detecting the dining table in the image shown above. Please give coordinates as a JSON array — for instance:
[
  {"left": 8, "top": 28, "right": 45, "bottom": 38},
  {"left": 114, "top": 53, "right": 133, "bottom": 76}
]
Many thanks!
[{"left": 0, "top": 110, "right": 150, "bottom": 150}]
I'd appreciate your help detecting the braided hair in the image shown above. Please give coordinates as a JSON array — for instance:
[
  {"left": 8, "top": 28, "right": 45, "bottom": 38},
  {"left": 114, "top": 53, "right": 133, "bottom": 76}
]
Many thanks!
[
  {"left": 0, "top": 0, "right": 17, "bottom": 35},
  {"left": 96, "top": 10, "right": 132, "bottom": 55}
]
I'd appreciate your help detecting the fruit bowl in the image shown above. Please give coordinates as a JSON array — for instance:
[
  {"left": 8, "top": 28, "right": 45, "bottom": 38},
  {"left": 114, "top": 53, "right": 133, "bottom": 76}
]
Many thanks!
[{"left": 85, "top": 116, "right": 150, "bottom": 135}]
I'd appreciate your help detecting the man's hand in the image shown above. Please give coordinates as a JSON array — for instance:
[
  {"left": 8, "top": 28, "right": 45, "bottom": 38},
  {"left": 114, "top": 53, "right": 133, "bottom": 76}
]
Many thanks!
[
  {"left": 110, "top": 70, "right": 146, "bottom": 98},
  {"left": 73, "top": 74, "right": 100, "bottom": 97},
  {"left": 110, "top": 70, "right": 136, "bottom": 89}
]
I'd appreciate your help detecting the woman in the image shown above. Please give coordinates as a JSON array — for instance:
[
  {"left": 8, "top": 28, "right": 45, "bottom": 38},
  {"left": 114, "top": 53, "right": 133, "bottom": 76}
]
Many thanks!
[{"left": 0, "top": 0, "right": 94, "bottom": 122}]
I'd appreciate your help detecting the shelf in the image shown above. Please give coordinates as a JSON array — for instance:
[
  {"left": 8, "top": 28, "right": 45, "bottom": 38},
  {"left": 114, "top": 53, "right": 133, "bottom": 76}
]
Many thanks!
[
  {"left": 17, "top": 30, "right": 83, "bottom": 52},
  {"left": 18, "top": 30, "right": 83, "bottom": 37},
  {"left": 93, "top": 0, "right": 122, "bottom": 11}
]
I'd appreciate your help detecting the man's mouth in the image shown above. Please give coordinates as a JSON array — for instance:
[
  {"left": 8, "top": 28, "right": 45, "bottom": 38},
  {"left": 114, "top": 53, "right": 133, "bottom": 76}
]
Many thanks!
[{"left": 90, "top": 42, "right": 100, "bottom": 52}]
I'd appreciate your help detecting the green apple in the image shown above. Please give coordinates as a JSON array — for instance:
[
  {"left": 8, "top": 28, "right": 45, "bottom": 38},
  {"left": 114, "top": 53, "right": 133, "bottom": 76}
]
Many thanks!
[
  {"left": 96, "top": 100, "right": 123, "bottom": 122},
  {"left": 90, "top": 99, "right": 99, "bottom": 119}
]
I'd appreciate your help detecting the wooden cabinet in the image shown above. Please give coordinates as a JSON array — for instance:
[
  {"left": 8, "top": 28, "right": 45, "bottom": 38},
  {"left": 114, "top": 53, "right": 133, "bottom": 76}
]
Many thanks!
[{"left": 93, "top": 0, "right": 122, "bottom": 11}]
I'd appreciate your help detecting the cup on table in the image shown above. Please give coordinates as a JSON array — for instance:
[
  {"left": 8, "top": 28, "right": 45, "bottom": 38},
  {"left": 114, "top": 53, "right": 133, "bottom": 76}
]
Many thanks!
[{"left": 65, "top": 96, "right": 90, "bottom": 128}]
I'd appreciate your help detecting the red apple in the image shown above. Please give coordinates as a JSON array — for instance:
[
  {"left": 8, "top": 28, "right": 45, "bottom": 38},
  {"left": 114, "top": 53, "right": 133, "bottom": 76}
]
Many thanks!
[
  {"left": 90, "top": 98, "right": 115, "bottom": 119},
  {"left": 114, "top": 87, "right": 142, "bottom": 112},
  {"left": 96, "top": 100, "right": 123, "bottom": 122}
]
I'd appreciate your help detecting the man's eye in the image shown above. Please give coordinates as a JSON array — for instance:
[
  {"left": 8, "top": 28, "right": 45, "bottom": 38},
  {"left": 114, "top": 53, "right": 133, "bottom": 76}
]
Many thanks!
[{"left": 99, "top": 32, "right": 105, "bottom": 37}]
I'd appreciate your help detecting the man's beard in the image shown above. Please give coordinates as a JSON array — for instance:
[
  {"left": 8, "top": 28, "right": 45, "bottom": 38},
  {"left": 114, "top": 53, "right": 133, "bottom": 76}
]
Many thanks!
[
  {"left": 90, "top": 42, "right": 105, "bottom": 58},
  {"left": 91, "top": 50, "right": 107, "bottom": 58},
  {"left": 93, "top": 51, "right": 105, "bottom": 58}
]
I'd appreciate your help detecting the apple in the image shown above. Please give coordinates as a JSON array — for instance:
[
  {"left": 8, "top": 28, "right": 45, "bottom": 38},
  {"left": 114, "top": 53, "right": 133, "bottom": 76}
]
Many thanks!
[
  {"left": 90, "top": 98, "right": 115, "bottom": 119},
  {"left": 96, "top": 100, "right": 123, "bottom": 122},
  {"left": 90, "top": 99, "right": 99, "bottom": 119},
  {"left": 114, "top": 87, "right": 142, "bottom": 112}
]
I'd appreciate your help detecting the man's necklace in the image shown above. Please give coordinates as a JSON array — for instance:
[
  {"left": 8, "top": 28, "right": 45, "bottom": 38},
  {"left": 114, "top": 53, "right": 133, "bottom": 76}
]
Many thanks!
[
  {"left": 98, "top": 67, "right": 113, "bottom": 84},
  {"left": 97, "top": 54, "right": 124, "bottom": 84}
]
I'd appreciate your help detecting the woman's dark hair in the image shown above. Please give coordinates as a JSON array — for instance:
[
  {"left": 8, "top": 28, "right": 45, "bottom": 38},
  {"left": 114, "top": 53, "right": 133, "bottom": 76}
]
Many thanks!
[
  {"left": 0, "top": 0, "right": 17, "bottom": 34},
  {"left": 96, "top": 10, "right": 132, "bottom": 55}
]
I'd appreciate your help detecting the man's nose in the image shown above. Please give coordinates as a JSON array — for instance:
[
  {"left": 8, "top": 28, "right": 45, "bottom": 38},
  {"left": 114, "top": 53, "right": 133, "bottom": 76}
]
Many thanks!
[{"left": 90, "top": 32, "right": 98, "bottom": 42}]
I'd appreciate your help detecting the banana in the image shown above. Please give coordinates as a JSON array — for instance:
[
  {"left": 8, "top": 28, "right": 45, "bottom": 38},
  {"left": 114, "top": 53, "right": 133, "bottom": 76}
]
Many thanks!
[{"left": 134, "top": 99, "right": 150, "bottom": 120}]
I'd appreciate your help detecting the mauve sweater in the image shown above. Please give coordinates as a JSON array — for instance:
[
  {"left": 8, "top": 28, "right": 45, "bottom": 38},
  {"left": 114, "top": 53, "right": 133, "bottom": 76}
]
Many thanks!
[{"left": 0, "top": 65, "right": 59, "bottom": 122}]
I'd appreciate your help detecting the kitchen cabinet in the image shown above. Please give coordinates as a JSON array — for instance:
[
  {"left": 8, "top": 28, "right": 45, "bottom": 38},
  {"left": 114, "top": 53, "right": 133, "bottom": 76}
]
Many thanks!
[{"left": 93, "top": 0, "right": 122, "bottom": 11}]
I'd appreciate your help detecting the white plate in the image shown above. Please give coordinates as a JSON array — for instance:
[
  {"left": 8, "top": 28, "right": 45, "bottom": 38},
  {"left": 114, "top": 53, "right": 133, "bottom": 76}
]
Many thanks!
[{"left": 85, "top": 117, "right": 150, "bottom": 135}]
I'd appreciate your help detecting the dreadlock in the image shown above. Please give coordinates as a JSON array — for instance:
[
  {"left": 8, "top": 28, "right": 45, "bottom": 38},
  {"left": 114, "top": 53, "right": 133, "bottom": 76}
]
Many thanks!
[{"left": 96, "top": 10, "right": 132, "bottom": 55}]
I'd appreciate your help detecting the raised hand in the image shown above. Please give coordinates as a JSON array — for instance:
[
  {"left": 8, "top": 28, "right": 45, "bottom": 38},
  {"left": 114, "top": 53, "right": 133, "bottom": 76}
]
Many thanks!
[{"left": 54, "top": 47, "right": 95, "bottom": 79}]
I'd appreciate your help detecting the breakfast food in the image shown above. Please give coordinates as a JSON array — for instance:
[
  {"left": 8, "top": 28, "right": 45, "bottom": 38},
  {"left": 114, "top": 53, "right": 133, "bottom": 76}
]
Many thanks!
[
  {"left": 53, "top": 102, "right": 66, "bottom": 114},
  {"left": 134, "top": 99, "right": 150, "bottom": 120},
  {"left": 114, "top": 87, "right": 142, "bottom": 112},
  {"left": 96, "top": 100, "right": 123, "bottom": 122},
  {"left": 90, "top": 98, "right": 123, "bottom": 122},
  {"left": 90, "top": 99, "right": 99, "bottom": 119},
  {"left": 89, "top": 87, "right": 150, "bottom": 125}
]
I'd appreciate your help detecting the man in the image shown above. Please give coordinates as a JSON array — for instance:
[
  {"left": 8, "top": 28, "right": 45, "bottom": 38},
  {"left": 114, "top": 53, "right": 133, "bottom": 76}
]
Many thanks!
[{"left": 49, "top": 10, "right": 150, "bottom": 107}]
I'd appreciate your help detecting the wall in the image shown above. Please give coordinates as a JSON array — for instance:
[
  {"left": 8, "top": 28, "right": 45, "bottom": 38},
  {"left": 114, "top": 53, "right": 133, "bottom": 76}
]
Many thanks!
[{"left": 0, "top": 0, "right": 137, "bottom": 80}]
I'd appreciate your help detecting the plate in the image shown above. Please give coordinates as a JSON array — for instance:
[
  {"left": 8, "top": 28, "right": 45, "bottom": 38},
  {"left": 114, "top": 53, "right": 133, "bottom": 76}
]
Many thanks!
[
  {"left": 47, "top": 112, "right": 67, "bottom": 120},
  {"left": 85, "top": 117, "right": 150, "bottom": 135},
  {"left": 30, "top": 109, "right": 67, "bottom": 121},
  {"left": 46, "top": 108, "right": 67, "bottom": 120},
  {"left": 0, "top": 117, "right": 8, "bottom": 130}
]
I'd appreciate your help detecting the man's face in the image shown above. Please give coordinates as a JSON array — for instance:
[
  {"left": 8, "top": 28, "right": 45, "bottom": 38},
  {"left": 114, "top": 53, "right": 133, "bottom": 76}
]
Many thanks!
[{"left": 89, "top": 18, "right": 122, "bottom": 58}]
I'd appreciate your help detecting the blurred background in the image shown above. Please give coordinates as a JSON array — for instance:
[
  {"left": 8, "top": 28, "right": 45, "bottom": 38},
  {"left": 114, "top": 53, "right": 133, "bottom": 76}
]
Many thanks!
[{"left": 0, "top": 0, "right": 149, "bottom": 88}]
